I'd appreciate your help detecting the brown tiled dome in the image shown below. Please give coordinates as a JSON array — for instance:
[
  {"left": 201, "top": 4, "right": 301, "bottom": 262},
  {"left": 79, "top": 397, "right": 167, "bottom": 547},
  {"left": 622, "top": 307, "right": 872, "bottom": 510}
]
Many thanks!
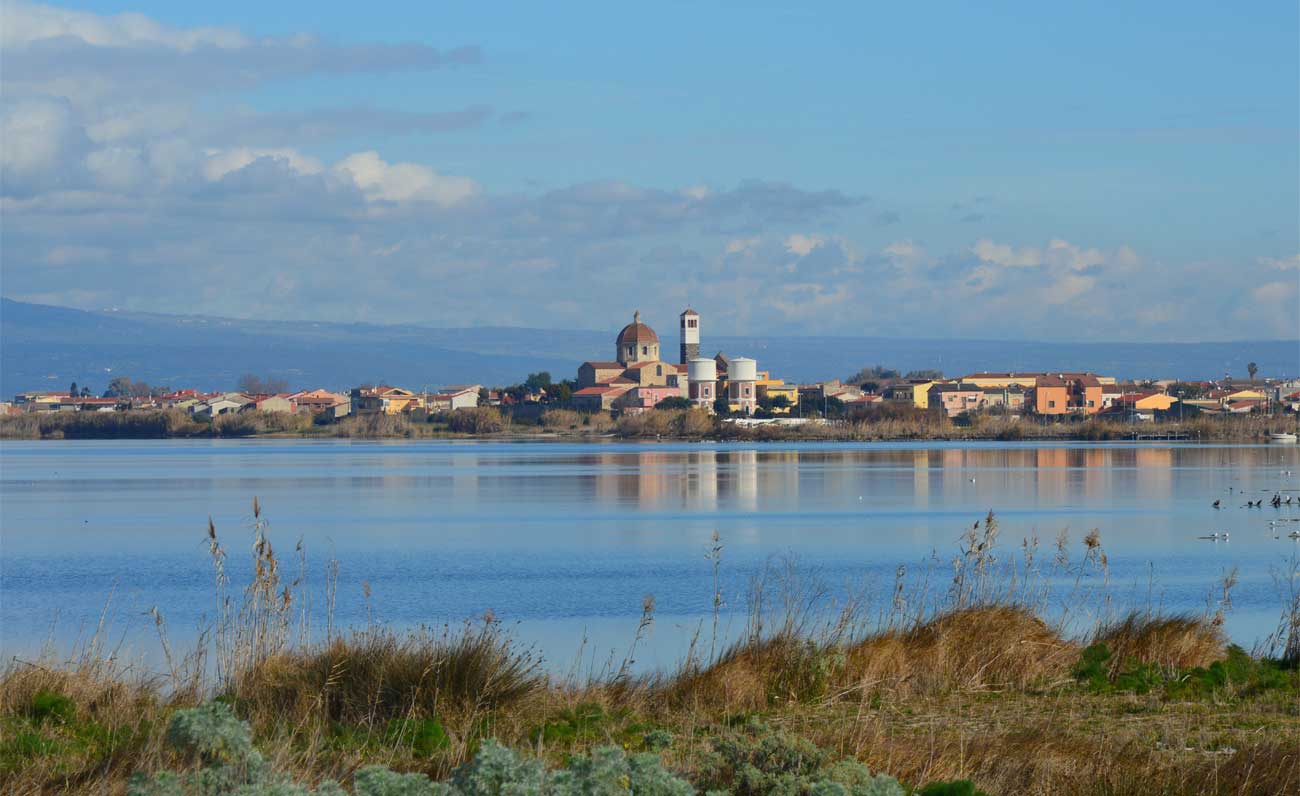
[{"left": 616, "top": 311, "right": 659, "bottom": 345}]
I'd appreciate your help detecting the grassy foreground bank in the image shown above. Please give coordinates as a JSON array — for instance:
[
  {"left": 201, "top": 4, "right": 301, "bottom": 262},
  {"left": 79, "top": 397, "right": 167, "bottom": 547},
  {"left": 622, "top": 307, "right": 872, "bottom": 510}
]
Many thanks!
[
  {"left": 2, "top": 509, "right": 1298, "bottom": 795},
  {"left": 1, "top": 405, "right": 1296, "bottom": 442}
]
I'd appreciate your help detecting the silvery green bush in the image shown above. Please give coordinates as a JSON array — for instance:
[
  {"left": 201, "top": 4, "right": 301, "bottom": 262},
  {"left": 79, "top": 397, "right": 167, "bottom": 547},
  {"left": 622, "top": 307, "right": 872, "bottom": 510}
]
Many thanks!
[
  {"left": 129, "top": 702, "right": 697, "bottom": 796},
  {"left": 693, "top": 720, "right": 903, "bottom": 796}
]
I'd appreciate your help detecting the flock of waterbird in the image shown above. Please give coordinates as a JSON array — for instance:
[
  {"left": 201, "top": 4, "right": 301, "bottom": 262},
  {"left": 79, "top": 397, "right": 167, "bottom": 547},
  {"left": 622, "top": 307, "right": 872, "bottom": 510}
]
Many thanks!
[{"left": 1203, "top": 469, "right": 1300, "bottom": 540}]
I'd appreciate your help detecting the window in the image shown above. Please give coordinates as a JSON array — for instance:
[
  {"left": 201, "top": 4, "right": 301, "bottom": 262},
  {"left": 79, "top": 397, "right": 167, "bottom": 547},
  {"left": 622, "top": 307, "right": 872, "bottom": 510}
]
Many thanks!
[
  {"left": 642, "top": 345, "right": 648, "bottom": 355},
  {"left": 656, "top": 365, "right": 662, "bottom": 376},
  {"left": 1087, "top": 400, "right": 1095, "bottom": 407},
  {"left": 1048, "top": 400, "right": 1056, "bottom": 408},
  {"left": 688, "top": 319, "right": 697, "bottom": 328}
]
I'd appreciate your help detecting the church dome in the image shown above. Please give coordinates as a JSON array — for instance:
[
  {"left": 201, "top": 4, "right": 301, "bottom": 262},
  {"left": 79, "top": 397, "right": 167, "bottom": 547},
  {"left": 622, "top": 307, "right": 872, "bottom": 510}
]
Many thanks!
[{"left": 616, "top": 312, "right": 659, "bottom": 346}]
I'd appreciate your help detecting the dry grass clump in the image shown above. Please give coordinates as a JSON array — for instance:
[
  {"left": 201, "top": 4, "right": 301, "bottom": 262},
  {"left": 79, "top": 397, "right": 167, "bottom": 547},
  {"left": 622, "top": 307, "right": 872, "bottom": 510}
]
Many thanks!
[
  {"left": 845, "top": 606, "right": 1077, "bottom": 695},
  {"left": 666, "top": 633, "right": 832, "bottom": 712},
  {"left": 233, "top": 623, "right": 543, "bottom": 725},
  {"left": 1094, "top": 612, "right": 1226, "bottom": 673}
]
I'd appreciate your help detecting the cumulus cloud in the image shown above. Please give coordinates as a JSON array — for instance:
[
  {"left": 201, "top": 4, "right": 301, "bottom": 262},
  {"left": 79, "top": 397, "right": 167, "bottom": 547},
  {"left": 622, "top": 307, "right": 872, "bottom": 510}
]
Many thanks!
[{"left": 332, "top": 151, "right": 478, "bottom": 205}]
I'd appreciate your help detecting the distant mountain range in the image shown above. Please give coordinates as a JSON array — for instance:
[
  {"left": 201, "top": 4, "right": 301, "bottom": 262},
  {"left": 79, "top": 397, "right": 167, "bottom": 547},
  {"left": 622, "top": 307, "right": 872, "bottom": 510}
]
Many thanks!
[{"left": 2, "top": 298, "right": 1296, "bottom": 395}]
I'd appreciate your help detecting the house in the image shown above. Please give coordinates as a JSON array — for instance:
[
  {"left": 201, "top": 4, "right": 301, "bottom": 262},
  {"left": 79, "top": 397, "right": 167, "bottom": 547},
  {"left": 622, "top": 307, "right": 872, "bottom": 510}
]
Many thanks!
[
  {"left": 1029, "top": 375, "right": 1071, "bottom": 415},
  {"left": 1027, "top": 374, "right": 1106, "bottom": 416},
  {"left": 424, "top": 386, "right": 480, "bottom": 412},
  {"left": 756, "top": 372, "right": 799, "bottom": 413},
  {"left": 288, "top": 389, "right": 348, "bottom": 414},
  {"left": 252, "top": 395, "right": 295, "bottom": 413},
  {"left": 72, "top": 397, "right": 124, "bottom": 412},
  {"left": 351, "top": 386, "right": 419, "bottom": 415},
  {"left": 1225, "top": 399, "right": 1266, "bottom": 414},
  {"left": 928, "top": 382, "right": 984, "bottom": 417},
  {"left": 1070, "top": 374, "right": 1103, "bottom": 414},
  {"left": 571, "top": 384, "right": 634, "bottom": 411},
  {"left": 194, "top": 396, "right": 249, "bottom": 418},
  {"left": 882, "top": 379, "right": 937, "bottom": 408},
  {"left": 1118, "top": 393, "right": 1179, "bottom": 412},
  {"left": 613, "top": 385, "right": 686, "bottom": 414},
  {"left": 980, "top": 384, "right": 1026, "bottom": 412}
]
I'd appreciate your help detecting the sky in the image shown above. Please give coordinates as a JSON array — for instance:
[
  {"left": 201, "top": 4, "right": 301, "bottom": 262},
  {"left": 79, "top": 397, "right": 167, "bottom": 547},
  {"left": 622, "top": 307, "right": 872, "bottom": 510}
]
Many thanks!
[{"left": 1, "top": 0, "right": 1297, "bottom": 340}]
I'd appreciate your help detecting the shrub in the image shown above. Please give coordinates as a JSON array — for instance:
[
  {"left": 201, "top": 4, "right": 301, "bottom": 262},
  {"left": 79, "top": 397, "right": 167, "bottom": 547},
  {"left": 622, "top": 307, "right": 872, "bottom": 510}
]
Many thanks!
[
  {"left": 128, "top": 701, "right": 346, "bottom": 795},
  {"left": 693, "top": 719, "right": 903, "bottom": 796},
  {"left": 447, "top": 407, "right": 505, "bottom": 434},
  {"left": 131, "top": 702, "right": 694, "bottom": 796}
]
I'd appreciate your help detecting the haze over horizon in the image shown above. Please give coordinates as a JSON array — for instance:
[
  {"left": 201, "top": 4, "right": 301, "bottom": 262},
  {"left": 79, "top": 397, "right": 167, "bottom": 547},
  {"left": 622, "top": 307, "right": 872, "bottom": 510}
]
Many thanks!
[{"left": 2, "top": 1, "right": 1297, "bottom": 341}]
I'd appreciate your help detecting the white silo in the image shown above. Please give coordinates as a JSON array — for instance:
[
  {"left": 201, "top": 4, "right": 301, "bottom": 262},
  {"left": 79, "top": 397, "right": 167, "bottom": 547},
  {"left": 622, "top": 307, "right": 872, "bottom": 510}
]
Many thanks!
[
  {"left": 728, "top": 357, "right": 758, "bottom": 414},
  {"left": 687, "top": 357, "right": 717, "bottom": 407}
]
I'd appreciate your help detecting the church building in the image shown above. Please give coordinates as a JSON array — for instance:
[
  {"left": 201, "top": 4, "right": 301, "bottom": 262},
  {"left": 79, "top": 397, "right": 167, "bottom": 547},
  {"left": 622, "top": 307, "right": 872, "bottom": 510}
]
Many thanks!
[{"left": 573, "top": 311, "right": 688, "bottom": 411}]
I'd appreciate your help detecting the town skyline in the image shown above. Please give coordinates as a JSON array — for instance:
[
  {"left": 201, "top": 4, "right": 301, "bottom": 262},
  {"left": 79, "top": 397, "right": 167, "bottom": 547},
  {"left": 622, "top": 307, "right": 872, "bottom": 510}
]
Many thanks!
[{"left": 2, "top": 1, "right": 1296, "bottom": 341}]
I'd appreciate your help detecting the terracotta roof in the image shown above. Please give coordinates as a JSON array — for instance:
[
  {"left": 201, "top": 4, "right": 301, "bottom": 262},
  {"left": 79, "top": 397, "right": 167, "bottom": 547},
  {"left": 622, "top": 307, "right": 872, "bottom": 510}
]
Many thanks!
[
  {"left": 616, "top": 312, "right": 659, "bottom": 345},
  {"left": 1035, "top": 375, "right": 1068, "bottom": 387},
  {"left": 680, "top": 308, "right": 699, "bottom": 316}
]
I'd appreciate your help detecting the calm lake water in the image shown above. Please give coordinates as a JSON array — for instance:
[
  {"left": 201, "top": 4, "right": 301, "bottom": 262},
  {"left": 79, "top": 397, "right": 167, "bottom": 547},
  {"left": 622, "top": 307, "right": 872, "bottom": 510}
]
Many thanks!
[{"left": 2, "top": 439, "right": 1299, "bottom": 672}]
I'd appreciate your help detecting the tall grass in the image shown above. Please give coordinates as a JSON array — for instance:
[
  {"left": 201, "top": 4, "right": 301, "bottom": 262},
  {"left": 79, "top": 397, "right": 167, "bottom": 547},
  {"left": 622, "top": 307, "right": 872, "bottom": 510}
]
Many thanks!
[{"left": 3, "top": 504, "right": 1298, "bottom": 795}]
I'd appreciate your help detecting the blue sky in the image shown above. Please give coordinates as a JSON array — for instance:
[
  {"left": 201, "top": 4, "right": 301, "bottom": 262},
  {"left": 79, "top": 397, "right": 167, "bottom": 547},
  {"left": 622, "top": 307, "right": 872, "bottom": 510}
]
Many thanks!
[{"left": 2, "top": 1, "right": 1297, "bottom": 339}]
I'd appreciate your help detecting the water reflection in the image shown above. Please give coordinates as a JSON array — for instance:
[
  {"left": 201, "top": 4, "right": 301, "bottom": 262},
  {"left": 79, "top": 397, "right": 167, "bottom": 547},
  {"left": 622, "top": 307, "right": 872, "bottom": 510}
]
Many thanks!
[{"left": 3, "top": 440, "right": 1299, "bottom": 664}]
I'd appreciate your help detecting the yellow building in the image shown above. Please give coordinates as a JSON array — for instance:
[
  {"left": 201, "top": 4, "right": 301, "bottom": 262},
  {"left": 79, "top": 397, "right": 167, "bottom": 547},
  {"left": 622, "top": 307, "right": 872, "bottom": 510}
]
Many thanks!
[
  {"left": 884, "top": 380, "right": 936, "bottom": 409},
  {"left": 1122, "top": 393, "right": 1179, "bottom": 411},
  {"left": 755, "top": 372, "right": 799, "bottom": 413},
  {"left": 352, "top": 386, "right": 419, "bottom": 415}
]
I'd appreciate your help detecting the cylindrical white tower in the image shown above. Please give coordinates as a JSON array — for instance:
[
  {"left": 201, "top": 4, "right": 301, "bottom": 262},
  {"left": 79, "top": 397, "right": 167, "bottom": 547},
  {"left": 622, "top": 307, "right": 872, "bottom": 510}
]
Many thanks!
[
  {"left": 727, "top": 357, "right": 758, "bottom": 415},
  {"left": 687, "top": 357, "right": 716, "bottom": 408},
  {"left": 679, "top": 308, "right": 700, "bottom": 365}
]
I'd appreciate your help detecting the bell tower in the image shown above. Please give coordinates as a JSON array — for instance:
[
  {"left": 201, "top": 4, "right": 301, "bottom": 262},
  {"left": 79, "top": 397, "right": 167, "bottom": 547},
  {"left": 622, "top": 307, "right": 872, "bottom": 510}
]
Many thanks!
[{"left": 679, "top": 308, "right": 700, "bottom": 364}]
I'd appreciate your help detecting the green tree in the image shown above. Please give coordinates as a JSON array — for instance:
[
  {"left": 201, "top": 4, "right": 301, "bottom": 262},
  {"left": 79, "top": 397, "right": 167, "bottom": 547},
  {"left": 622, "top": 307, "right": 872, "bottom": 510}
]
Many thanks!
[
  {"left": 104, "top": 376, "right": 135, "bottom": 397},
  {"left": 550, "top": 382, "right": 572, "bottom": 403},
  {"left": 69, "top": 381, "right": 78, "bottom": 399},
  {"left": 524, "top": 372, "right": 552, "bottom": 392},
  {"left": 713, "top": 396, "right": 731, "bottom": 416},
  {"left": 655, "top": 396, "right": 693, "bottom": 410},
  {"left": 1247, "top": 362, "right": 1258, "bottom": 383}
]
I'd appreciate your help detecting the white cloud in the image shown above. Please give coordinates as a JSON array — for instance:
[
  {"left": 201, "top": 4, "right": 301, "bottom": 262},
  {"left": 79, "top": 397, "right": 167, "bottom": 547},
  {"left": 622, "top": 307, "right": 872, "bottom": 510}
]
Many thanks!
[
  {"left": 1259, "top": 254, "right": 1300, "bottom": 271},
  {"left": 0, "top": 97, "right": 86, "bottom": 186},
  {"left": 1252, "top": 281, "right": 1296, "bottom": 304},
  {"left": 1, "top": 1, "right": 248, "bottom": 51},
  {"left": 725, "top": 237, "right": 760, "bottom": 254},
  {"left": 202, "top": 147, "right": 324, "bottom": 181},
  {"left": 972, "top": 238, "right": 1042, "bottom": 268},
  {"left": 784, "top": 233, "right": 824, "bottom": 256},
  {"left": 332, "top": 151, "right": 477, "bottom": 205}
]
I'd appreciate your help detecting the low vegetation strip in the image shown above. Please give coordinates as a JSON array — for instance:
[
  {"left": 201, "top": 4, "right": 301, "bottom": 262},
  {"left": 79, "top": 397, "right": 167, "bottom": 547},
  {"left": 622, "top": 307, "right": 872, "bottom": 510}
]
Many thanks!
[
  {"left": 1, "top": 405, "right": 1294, "bottom": 442},
  {"left": 2, "top": 508, "right": 1297, "bottom": 795}
]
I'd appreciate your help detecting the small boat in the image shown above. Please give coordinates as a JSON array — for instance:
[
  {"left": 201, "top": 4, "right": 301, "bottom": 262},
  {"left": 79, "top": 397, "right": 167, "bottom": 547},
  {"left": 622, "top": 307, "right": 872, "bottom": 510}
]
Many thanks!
[{"left": 1270, "top": 432, "right": 1298, "bottom": 444}]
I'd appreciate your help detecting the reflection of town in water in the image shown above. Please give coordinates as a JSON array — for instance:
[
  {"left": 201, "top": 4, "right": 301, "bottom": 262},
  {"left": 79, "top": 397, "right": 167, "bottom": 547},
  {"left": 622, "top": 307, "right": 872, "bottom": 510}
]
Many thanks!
[{"left": 549, "top": 445, "right": 1284, "bottom": 515}]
